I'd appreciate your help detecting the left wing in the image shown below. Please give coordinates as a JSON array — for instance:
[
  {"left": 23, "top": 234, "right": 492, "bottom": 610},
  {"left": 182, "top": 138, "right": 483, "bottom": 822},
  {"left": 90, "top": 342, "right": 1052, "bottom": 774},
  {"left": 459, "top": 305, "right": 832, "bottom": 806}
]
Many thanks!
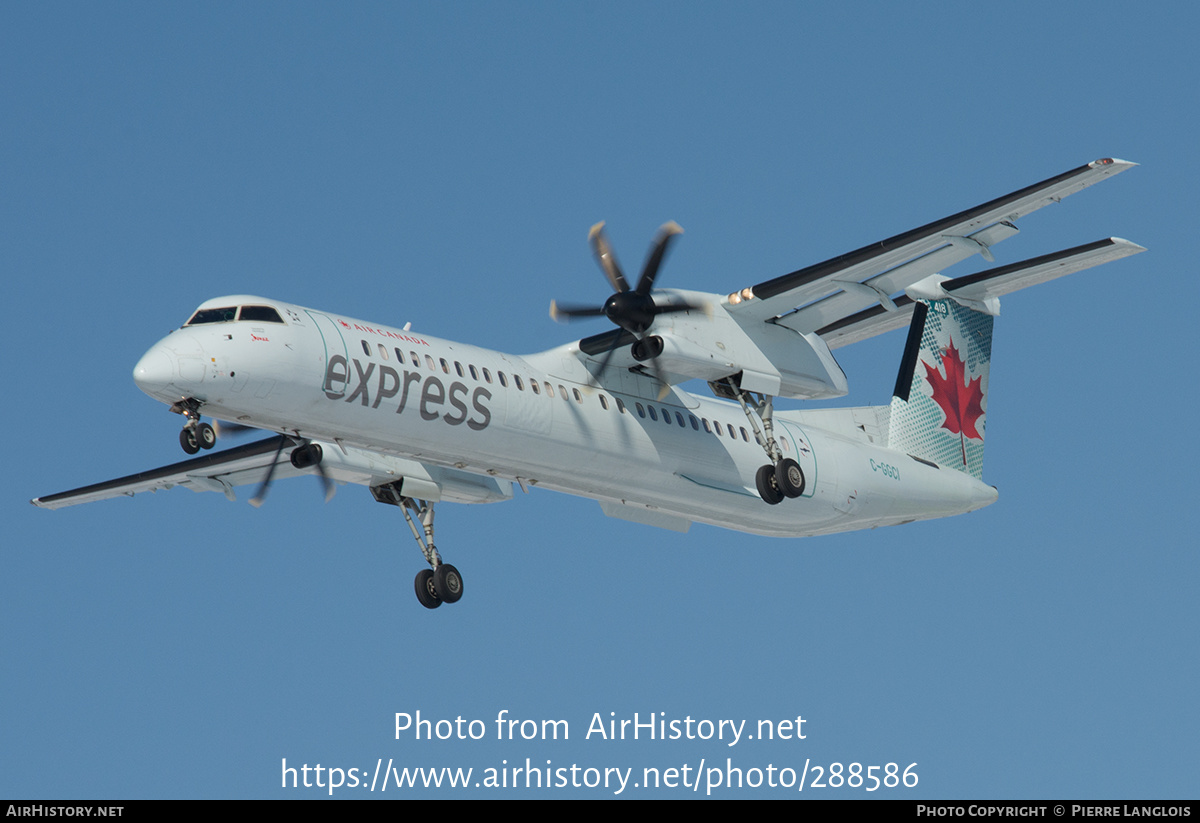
[
  {"left": 32, "top": 436, "right": 307, "bottom": 509},
  {"left": 726, "top": 158, "right": 1138, "bottom": 342},
  {"left": 33, "top": 436, "right": 514, "bottom": 509}
]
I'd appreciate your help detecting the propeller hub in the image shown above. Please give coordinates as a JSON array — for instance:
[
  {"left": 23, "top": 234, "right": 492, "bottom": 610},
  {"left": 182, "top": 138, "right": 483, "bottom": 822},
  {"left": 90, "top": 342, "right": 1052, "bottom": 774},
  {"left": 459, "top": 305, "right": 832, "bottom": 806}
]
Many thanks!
[{"left": 604, "top": 292, "right": 657, "bottom": 334}]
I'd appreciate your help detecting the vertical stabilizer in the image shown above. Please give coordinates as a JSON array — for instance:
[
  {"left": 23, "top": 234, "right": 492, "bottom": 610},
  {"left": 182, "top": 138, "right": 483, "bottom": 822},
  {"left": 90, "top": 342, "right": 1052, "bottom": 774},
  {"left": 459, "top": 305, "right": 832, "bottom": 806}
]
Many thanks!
[{"left": 889, "top": 299, "right": 993, "bottom": 478}]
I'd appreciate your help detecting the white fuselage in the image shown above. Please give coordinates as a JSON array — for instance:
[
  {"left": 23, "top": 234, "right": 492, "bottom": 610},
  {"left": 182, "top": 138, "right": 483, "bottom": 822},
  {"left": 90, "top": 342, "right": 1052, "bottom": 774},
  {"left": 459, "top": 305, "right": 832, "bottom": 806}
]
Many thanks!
[{"left": 132, "top": 296, "right": 997, "bottom": 537}]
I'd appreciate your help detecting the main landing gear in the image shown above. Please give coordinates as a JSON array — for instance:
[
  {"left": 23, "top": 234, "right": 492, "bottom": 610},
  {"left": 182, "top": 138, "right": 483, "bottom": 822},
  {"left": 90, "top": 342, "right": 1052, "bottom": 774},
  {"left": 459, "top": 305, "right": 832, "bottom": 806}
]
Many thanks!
[
  {"left": 722, "top": 379, "right": 806, "bottom": 506},
  {"left": 172, "top": 397, "right": 216, "bottom": 455},
  {"left": 372, "top": 482, "right": 464, "bottom": 609}
]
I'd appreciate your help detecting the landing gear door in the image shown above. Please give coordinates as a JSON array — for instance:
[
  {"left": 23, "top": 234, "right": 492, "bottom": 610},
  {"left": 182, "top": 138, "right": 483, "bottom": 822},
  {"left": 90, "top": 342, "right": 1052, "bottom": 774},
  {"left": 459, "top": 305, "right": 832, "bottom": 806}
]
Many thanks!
[{"left": 305, "top": 310, "right": 349, "bottom": 398}]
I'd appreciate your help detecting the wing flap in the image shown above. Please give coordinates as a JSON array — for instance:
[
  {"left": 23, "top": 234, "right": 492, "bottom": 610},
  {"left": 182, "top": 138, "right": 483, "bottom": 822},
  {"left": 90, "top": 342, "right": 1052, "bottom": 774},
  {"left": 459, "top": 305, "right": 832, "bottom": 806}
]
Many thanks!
[{"left": 773, "top": 221, "right": 1020, "bottom": 336}]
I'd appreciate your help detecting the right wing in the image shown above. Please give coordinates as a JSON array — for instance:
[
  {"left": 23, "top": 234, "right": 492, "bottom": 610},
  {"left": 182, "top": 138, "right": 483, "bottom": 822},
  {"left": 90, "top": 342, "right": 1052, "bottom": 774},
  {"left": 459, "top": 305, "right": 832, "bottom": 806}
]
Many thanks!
[{"left": 725, "top": 158, "right": 1139, "bottom": 345}]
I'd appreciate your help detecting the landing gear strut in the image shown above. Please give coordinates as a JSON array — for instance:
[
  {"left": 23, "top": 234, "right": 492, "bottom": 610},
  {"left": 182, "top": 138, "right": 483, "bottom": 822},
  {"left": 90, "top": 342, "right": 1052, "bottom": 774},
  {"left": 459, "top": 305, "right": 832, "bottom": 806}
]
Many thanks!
[
  {"left": 724, "top": 378, "right": 806, "bottom": 505},
  {"left": 172, "top": 398, "right": 215, "bottom": 454},
  {"left": 372, "top": 482, "right": 464, "bottom": 609}
]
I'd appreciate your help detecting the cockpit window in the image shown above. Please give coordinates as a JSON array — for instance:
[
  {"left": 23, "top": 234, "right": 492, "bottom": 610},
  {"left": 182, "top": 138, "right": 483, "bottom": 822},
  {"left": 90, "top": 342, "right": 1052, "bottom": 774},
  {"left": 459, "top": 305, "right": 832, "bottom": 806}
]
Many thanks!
[
  {"left": 185, "top": 305, "right": 286, "bottom": 326},
  {"left": 238, "top": 305, "right": 284, "bottom": 323},
  {"left": 186, "top": 307, "right": 238, "bottom": 325}
]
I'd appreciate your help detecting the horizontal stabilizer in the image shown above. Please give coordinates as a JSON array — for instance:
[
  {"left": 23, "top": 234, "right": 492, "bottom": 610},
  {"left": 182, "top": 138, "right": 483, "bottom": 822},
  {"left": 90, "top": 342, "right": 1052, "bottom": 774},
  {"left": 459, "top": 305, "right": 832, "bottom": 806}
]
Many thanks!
[
  {"left": 942, "top": 237, "right": 1145, "bottom": 300},
  {"left": 817, "top": 238, "right": 1145, "bottom": 349}
]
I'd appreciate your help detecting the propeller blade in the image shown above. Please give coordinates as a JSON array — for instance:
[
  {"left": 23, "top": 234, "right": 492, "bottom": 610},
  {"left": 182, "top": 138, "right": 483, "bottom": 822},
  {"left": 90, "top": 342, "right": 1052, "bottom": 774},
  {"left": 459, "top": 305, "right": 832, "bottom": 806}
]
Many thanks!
[
  {"left": 313, "top": 455, "right": 336, "bottom": 503},
  {"left": 549, "top": 300, "right": 606, "bottom": 323},
  {"left": 592, "top": 331, "right": 625, "bottom": 381},
  {"left": 214, "top": 420, "right": 258, "bottom": 439},
  {"left": 651, "top": 300, "right": 705, "bottom": 316},
  {"left": 635, "top": 221, "right": 683, "bottom": 294},
  {"left": 588, "top": 222, "right": 630, "bottom": 293},
  {"left": 644, "top": 356, "right": 672, "bottom": 401},
  {"left": 249, "top": 436, "right": 288, "bottom": 508}
]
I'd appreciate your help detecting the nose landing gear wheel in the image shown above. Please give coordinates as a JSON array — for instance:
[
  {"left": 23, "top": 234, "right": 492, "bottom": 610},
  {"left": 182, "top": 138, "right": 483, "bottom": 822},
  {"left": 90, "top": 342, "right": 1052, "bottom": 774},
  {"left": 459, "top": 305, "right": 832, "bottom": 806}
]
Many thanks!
[
  {"left": 414, "top": 569, "right": 442, "bottom": 610},
  {"left": 197, "top": 422, "right": 216, "bottom": 450},
  {"left": 434, "top": 564, "right": 463, "bottom": 603},
  {"left": 775, "top": 458, "right": 805, "bottom": 498},
  {"left": 180, "top": 428, "right": 200, "bottom": 455},
  {"left": 756, "top": 464, "right": 784, "bottom": 505}
]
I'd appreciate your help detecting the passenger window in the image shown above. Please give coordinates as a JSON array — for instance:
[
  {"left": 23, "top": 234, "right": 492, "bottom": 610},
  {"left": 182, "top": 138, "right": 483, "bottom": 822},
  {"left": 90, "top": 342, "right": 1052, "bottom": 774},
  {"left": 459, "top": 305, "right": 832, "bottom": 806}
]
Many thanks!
[
  {"left": 573, "top": 388, "right": 582, "bottom": 403},
  {"left": 514, "top": 375, "right": 524, "bottom": 391},
  {"left": 410, "top": 351, "right": 420, "bottom": 367},
  {"left": 498, "top": 372, "right": 508, "bottom": 387},
  {"left": 530, "top": 379, "right": 540, "bottom": 395},
  {"left": 425, "top": 355, "right": 436, "bottom": 371},
  {"left": 648, "top": 406, "right": 658, "bottom": 421},
  {"left": 559, "top": 385, "right": 569, "bottom": 402},
  {"left": 469, "top": 365, "right": 479, "bottom": 380},
  {"left": 378, "top": 344, "right": 389, "bottom": 360},
  {"left": 599, "top": 395, "right": 609, "bottom": 410},
  {"left": 545, "top": 382, "right": 555, "bottom": 398},
  {"left": 440, "top": 358, "right": 450, "bottom": 374},
  {"left": 636, "top": 403, "right": 645, "bottom": 418},
  {"left": 484, "top": 368, "right": 493, "bottom": 384},
  {"left": 690, "top": 415, "right": 699, "bottom": 431},
  {"left": 455, "top": 361, "right": 464, "bottom": 377},
  {"left": 616, "top": 398, "right": 626, "bottom": 414},
  {"left": 702, "top": 418, "right": 711, "bottom": 433},
  {"left": 675, "top": 412, "right": 685, "bottom": 427},
  {"left": 361, "top": 340, "right": 371, "bottom": 356},
  {"left": 741, "top": 427, "right": 750, "bottom": 442}
]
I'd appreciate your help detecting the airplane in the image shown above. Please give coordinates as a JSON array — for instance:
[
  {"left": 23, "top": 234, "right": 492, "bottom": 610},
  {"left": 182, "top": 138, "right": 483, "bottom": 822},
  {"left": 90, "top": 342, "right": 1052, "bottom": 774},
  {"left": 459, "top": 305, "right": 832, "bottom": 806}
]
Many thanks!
[{"left": 32, "top": 158, "right": 1143, "bottom": 609}]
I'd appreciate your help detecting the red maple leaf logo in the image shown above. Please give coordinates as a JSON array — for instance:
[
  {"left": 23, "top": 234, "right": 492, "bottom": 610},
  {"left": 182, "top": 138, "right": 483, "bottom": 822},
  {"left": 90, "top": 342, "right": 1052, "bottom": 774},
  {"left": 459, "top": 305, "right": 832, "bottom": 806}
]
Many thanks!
[{"left": 922, "top": 336, "right": 985, "bottom": 466}]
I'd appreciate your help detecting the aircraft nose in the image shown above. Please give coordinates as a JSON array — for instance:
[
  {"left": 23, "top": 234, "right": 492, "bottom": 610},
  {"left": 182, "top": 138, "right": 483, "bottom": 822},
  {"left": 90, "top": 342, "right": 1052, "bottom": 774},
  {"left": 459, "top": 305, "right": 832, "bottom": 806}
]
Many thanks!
[{"left": 133, "top": 347, "right": 177, "bottom": 398}]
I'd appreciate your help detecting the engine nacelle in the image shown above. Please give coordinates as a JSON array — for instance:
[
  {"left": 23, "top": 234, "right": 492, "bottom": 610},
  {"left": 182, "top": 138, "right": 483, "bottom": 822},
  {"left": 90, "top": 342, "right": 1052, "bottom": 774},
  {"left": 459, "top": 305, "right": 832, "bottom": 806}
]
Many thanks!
[{"left": 650, "top": 289, "right": 849, "bottom": 400}]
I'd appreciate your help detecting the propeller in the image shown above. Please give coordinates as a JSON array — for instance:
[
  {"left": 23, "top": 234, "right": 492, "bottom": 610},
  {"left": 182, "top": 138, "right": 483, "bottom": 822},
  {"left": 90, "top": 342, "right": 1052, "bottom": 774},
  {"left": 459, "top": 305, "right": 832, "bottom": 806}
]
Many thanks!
[
  {"left": 248, "top": 434, "right": 335, "bottom": 508},
  {"left": 213, "top": 420, "right": 258, "bottom": 439},
  {"left": 551, "top": 221, "right": 702, "bottom": 397}
]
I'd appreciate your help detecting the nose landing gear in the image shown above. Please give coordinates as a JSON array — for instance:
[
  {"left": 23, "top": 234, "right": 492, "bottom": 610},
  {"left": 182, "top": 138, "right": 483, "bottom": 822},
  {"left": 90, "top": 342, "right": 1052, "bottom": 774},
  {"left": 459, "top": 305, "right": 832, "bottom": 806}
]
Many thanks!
[{"left": 172, "top": 398, "right": 216, "bottom": 455}]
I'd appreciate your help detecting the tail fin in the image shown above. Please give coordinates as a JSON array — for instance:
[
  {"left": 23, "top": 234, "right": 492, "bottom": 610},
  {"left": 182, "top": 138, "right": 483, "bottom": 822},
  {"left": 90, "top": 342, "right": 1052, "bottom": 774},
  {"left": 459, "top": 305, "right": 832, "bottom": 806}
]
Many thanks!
[{"left": 888, "top": 299, "right": 993, "bottom": 478}]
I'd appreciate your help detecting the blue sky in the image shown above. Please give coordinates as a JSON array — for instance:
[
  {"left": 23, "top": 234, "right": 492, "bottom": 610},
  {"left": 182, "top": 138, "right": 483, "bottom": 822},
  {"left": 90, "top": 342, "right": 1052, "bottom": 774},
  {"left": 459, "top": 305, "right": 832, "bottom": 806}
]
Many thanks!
[{"left": 3, "top": 1, "right": 1196, "bottom": 799}]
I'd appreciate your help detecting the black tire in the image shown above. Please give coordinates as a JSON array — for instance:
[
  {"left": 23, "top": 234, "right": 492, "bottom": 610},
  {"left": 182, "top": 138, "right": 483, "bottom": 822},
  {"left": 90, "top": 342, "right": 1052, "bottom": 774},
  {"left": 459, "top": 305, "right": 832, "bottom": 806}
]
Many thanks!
[
  {"left": 775, "top": 458, "right": 805, "bottom": 498},
  {"left": 414, "top": 569, "right": 442, "bottom": 609},
  {"left": 434, "top": 564, "right": 464, "bottom": 604},
  {"left": 755, "top": 464, "right": 784, "bottom": 505},
  {"left": 179, "top": 428, "right": 200, "bottom": 455},
  {"left": 197, "top": 422, "right": 216, "bottom": 450}
]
